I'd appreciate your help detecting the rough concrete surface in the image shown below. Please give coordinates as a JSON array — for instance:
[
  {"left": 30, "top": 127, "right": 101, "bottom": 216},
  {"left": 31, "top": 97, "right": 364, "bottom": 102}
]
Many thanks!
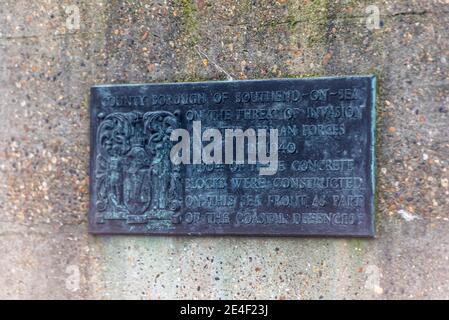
[{"left": 0, "top": 0, "right": 448, "bottom": 299}]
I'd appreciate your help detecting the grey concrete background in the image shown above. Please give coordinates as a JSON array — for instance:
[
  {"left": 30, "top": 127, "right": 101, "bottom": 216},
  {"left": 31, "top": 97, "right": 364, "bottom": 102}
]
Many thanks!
[{"left": 0, "top": 0, "right": 448, "bottom": 299}]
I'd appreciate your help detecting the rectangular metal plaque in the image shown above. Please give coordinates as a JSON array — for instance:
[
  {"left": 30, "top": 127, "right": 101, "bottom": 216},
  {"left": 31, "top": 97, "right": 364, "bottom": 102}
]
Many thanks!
[{"left": 89, "top": 76, "right": 376, "bottom": 236}]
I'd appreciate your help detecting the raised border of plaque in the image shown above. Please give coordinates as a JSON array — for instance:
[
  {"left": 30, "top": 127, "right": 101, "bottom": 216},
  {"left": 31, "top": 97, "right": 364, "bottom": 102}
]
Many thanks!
[{"left": 89, "top": 76, "right": 376, "bottom": 237}]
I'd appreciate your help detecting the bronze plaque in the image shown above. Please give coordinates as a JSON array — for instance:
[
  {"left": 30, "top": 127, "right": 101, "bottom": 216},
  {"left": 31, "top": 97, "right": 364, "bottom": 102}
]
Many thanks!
[{"left": 89, "top": 76, "right": 376, "bottom": 236}]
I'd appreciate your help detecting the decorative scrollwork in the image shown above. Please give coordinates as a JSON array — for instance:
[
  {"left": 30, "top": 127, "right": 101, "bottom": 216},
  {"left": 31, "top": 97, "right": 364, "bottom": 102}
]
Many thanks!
[{"left": 95, "top": 110, "right": 182, "bottom": 226}]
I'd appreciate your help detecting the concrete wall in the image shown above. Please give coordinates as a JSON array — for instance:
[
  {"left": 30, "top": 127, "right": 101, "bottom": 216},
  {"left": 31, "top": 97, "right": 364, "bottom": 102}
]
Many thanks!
[{"left": 0, "top": 0, "right": 448, "bottom": 299}]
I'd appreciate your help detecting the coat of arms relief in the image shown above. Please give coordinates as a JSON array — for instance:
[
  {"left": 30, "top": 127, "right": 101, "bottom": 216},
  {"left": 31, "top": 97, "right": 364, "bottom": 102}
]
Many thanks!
[{"left": 95, "top": 110, "right": 182, "bottom": 230}]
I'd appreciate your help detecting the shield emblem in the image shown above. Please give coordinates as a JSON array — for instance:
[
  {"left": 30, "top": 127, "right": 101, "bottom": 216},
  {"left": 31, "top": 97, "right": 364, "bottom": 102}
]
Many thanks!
[{"left": 123, "top": 167, "right": 152, "bottom": 215}]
